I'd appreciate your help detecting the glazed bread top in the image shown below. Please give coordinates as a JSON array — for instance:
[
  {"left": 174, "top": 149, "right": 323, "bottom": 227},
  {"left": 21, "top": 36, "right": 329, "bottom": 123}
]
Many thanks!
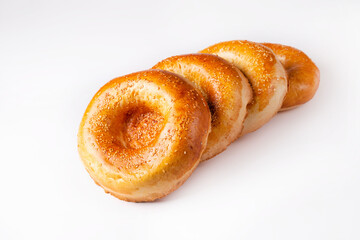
[
  {"left": 78, "top": 69, "right": 211, "bottom": 201},
  {"left": 201, "top": 40, "right": 287, "bottom": 135},
  {"left": 153, "top": 53, "right": 252, "bottom": 160},
  {"left": 261, "top": 43, "right": 320, "bottom": 110}
]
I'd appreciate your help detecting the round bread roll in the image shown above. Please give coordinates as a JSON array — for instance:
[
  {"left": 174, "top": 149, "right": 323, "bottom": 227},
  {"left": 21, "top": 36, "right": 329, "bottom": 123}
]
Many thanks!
[
  {"left": 261, "top": 43, "right": 320, "bottom": 111},
  {"left": 153, "top": 53, "right": 252, "bottom": 161},
  {"left": 200, "top": 40, "right": 288, "bottom": 135},
  {"left": 78, "top": 69, "right": 211, "bottom": 202}
]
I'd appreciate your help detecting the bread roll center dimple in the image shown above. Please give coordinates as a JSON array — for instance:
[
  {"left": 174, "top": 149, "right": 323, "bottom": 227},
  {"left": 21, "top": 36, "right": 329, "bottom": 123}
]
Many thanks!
[{"left": 108, "top": 105, "right": 165, "bottom": 150}]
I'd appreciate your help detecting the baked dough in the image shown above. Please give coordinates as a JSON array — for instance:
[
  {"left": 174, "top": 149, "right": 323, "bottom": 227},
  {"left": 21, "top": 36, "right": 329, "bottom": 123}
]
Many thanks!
[
  {"left": 153, "top": 53, "right": 252, "bottom": 161},
  {"left": 200, "top": 40, "right": 288, "bottom": 135},
  {"left": 261, "top": 43, "right": 320, "bottom": 111},
  {"left": 78, "top": 69, "right": 211, "bottom": 202}
]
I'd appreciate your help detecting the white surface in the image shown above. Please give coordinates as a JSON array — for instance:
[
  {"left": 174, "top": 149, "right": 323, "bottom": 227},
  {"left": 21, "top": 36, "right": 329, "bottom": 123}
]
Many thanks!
[{"left": 1, "top": 0, "right": 359, "bottom": 239}]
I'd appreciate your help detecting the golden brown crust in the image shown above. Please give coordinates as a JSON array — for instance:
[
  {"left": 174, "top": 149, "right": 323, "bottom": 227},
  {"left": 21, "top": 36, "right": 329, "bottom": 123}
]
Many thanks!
[
  {"left": 78, "top": 69, "right": 211, "bottom": 202},
  {"left": 152, "top": 53, "right": 252, "bottom": 161},
  {"left": 261, "top": 43, "right": 320, "bottom": 110},
  {"left": 200, "top": 40, "right": 288, "bottom": 135}
]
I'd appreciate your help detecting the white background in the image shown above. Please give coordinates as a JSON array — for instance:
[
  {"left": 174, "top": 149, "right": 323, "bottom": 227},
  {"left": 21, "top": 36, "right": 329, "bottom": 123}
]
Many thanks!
[{"left": 1, "top": 0, "right": 359, "bottom": 239}]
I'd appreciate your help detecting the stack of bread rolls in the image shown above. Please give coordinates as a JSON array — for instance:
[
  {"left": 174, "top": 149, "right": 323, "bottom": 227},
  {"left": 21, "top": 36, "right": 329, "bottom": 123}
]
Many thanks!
[{"left": 78, "top": 40, "right": 320, "bottom": 202}]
